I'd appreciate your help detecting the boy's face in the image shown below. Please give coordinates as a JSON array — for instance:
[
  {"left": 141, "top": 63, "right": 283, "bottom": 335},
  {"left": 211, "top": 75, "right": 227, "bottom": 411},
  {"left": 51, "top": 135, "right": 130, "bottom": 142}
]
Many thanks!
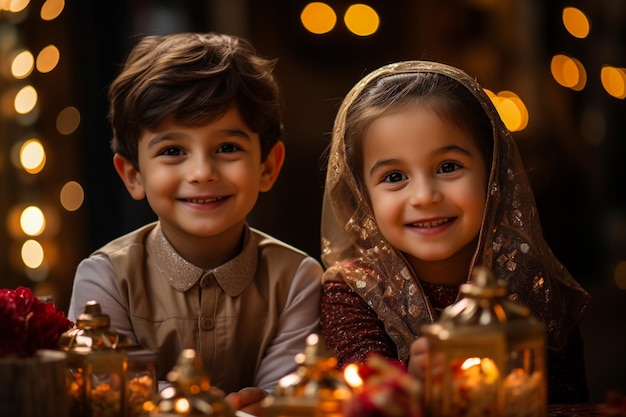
[
  {"left": 114, "top": 107, "right": 283, "bottom": 261},
  {"left": 361, "top": 103, "right": 487, "bottom": 275}
]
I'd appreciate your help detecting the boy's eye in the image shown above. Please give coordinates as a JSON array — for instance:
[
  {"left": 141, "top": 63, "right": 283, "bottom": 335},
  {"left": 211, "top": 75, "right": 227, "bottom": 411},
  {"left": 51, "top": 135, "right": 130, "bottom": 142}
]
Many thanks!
[
  {"left": 159, "top": 147, "right": 184, "bottom": 156},
  {"left": 382, "top": 172, "right": 406, "bottom": 183},
  {"left": 439, "top": 161, "right": 461, "bottom": 173},
  {"left": 217, "top": 143, "right": 242, "bottom": 153}
]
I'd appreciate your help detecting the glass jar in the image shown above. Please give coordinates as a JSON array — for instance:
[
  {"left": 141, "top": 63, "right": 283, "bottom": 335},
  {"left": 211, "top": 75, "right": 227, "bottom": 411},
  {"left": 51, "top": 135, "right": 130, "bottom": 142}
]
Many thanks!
[
  {"left": 127, "top": 349, "right": 159, "bottom": 417},
  {"left": 261, "top": 333, "right": 353, "bottom": 417},
  {"left": 421, "top": 267, "right": 547, "bottom": 417}
]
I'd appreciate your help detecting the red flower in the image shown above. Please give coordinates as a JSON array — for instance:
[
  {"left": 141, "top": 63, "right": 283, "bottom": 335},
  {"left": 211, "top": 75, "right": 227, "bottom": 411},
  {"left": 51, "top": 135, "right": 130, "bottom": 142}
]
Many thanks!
[{"left": 0, "top": 286, "right": 74, "bottom": 357}]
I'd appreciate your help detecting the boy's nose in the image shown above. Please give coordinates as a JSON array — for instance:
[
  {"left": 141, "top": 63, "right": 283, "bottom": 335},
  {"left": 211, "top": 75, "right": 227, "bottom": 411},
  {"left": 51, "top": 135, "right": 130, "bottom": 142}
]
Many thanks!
[{"left": 186, "top": 155, "right": 217, "bottom": 183}]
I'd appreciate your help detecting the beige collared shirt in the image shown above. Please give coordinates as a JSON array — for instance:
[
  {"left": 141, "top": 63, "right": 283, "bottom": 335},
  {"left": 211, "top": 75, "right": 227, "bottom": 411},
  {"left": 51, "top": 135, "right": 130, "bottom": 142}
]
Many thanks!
[{"left": 68, "top": 222, "right": 322, "bottom": 393}]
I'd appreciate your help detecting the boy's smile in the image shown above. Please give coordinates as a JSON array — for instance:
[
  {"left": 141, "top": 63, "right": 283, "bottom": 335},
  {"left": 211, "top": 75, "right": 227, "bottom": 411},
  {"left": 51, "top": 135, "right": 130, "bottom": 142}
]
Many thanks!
[
  {"left": 114, "top": 106, "right": 283, "bottom": 268},
  {"left": 362, "top": 102, "right": 487, "bottom": 282}
]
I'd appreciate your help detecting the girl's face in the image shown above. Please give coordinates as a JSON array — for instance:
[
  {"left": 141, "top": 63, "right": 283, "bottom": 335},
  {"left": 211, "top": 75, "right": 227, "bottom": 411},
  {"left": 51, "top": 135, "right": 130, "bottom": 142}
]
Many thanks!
[{"left": 362, "top": 102, "right": 488, "bottom": 274}]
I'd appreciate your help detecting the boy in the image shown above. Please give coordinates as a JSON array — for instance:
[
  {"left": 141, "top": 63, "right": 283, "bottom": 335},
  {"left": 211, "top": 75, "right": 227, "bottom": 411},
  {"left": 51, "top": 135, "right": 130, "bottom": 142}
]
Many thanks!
[{"left": 68, "top": 32, "right": 323, "bottom": 415}]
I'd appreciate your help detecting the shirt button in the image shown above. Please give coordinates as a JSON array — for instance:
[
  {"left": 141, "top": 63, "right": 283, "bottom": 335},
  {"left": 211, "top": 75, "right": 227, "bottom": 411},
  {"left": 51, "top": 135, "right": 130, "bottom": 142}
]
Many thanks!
[{"left": 201, "top": 317, "right": 214, "bottom": 330}]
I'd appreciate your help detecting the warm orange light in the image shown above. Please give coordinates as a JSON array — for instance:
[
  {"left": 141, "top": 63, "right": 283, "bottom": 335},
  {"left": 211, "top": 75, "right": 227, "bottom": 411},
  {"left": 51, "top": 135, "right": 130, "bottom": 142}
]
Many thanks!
[
  {"left": 56, "top": 106, "right": 81, "bottom": 134},
  {"left": 41, "top": 0, "right": 64, "bottom": 20},
  {"left": 301, "top": 2, "right": 337, "bottom": 34},
  {"left": 21, "top": 239, "right": 45, "bottom": 269},
  {"left": 20, "top": 138, "right": 46, "bottom": 174},
  {"left": 173, "top": 398, "right": 190, "bottom": 413},
  {"left": 11, "top": 50, "right": 34, "bottom": 79},
  {"left": 8, "top": 0, "right": 29, "bottom": 12},
  {"left": 485, "top": 89, "right": 529, "bottom": 132},
  {"left": 60, "top": 181, "right": 84, "bottom": 211},
  {"left": 562, "top": 7, "right": 590, "bottom": 39},
  {"left": 36, "top": 44, "right": 60, "bottom": 73},
  {"left": 343, "top": 363, "right": 363, "bottom": 389},
  {"left": 551, "top": 54, "right": 587, "bottom": 91},
  {"left": 20, "top": 206, "right": 46, "bottom": 236},
  {"left": 600, "top": 66, "right": 626, "bottom": 99},
  {"left": 14, "top": 85, "right": 38, "bottom": 114},
  {"left": 344, "top": 4, "right": 379, "bottom": 37}
]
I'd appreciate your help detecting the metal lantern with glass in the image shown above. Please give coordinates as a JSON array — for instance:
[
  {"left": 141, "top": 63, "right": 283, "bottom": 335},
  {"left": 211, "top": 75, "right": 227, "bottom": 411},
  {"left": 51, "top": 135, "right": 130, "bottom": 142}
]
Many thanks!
[
  {"left": 421, "top": 267, "right": 547, "bottom": 417},
  {"left": 261, "top": 333, "right": 353, "bottom": 417},
  {"left": 58, "top": 300, "right": 158, "bottom": 417}
]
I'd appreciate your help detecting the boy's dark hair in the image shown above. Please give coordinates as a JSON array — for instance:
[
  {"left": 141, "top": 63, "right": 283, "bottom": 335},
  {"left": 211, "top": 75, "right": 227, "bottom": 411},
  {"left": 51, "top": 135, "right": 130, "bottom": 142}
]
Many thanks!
[{"left": 109, "top": 32, "right": 283, "bottom": 169}]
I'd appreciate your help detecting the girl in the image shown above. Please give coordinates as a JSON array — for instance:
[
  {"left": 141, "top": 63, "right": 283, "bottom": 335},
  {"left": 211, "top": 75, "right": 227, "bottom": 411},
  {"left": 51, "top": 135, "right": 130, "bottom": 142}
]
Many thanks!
[{"left": 320, "top": 61, "right": 590, "bottom": 403}]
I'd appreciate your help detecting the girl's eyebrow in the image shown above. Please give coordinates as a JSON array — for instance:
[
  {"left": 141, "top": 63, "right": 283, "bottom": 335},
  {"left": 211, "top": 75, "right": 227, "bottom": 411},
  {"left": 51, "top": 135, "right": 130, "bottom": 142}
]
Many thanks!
[
  {"left": 368, "top": 158, "right": 401, "bottom": 178},
  {"left": 436, "top": 144, "right": 473, "bottom": 157},
  {"left": 367, "top": 144, "right": 474, "bottom": 177}
]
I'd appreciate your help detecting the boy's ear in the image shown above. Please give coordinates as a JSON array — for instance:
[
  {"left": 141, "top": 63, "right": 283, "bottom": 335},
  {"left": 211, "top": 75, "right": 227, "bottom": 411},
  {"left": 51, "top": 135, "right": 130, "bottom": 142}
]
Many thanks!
[
  {"left": 113, "top": 153, "right": 146, "bottom": 200},
  {"left": 259, "top": 141, "right": 285, "bottom": 192}
]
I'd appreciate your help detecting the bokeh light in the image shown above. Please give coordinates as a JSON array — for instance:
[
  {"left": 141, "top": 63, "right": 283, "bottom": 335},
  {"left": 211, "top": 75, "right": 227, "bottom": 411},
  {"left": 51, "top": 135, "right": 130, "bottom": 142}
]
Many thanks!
[
  {"left": 20, "top": 138, "right": 46, "bottom": 174},
  {"left": 615, "top": 261, "right": 626, "bottom": 290},
  {"left": 20, "top": 206, "right": 46, "bottom": 236},
  {"left": 562, "top": 7, "right": 590, "bottom": 39},
  {"left": 56, "top": 106, "right": 81, "bottom": 134},
  {"left": 36, "top": 44, "right": 60, "bottom": 73},
  {"left": 600, "top": 66, "right": 626, "bottom": 99},
  {"left": 11, "top": 50, "right": 34, "bottom": 79},
  {"left": 14, "top": 85, "right": 38, "bottom": 114},
  {"left": 301, "top": 2, "right": 337, "bottom": 35},
  {"left": 40, "top": 0, "right": 64, "bottom": 20},
  {"left": 484, "top": 89, "right": 529, "bottom": 132},
  {"left": 551, "top": 54, "right": 587, "bottom": 91},
  {"left": 344, "top": 4, "right": 379, "bottom": 37},
  {"left": 6, "top": 0, "right": 29, "bottom": 13},
  {"left": 60, "top": 181, "right": 84, "bottom": 212},
  {"left": 21, "top": 239, "right": 44, "bottom": 269}
]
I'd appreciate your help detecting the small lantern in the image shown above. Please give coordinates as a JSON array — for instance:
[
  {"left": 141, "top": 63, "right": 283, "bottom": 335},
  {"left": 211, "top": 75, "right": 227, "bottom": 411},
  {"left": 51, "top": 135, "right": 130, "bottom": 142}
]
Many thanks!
[
  {"left": 261, "top": 333, "right": 353, "bottom": 417},
  {"left": 59, "top": 300, "right": 158, "bottom": 417},
  {"left": 421, "top": 267, "right": 547, "bottom": 417},
  {"left": 142, "top": 349, "right": 235, "bottom": 416}
]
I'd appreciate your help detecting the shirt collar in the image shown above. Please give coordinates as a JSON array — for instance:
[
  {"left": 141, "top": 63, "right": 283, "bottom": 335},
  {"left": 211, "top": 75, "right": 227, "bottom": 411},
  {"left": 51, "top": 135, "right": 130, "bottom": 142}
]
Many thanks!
[{"left": 146, "top": 222, "right": 258, "bottom": 296}]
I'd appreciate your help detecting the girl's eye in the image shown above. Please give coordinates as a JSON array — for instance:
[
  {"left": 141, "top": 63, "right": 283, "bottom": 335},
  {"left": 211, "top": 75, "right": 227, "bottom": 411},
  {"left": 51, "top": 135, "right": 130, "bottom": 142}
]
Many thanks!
[
  {"left": 382, "top": 172, "right": 406, "bottom": 183},
  {"left": 159, "top": 147, "right": 184, "bottom": 156},
  {"left": 217, "top": 143, "right": 242, "bottom": 153},
  {"left": 439, "top": 161, "right": 461, "bottom": 174}
]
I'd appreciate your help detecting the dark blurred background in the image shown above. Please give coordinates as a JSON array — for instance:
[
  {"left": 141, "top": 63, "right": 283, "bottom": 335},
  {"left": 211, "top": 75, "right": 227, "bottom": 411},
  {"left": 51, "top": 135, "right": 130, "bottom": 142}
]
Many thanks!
[{"left": 1, "top": 0, "right": 625, "bottom": 403}]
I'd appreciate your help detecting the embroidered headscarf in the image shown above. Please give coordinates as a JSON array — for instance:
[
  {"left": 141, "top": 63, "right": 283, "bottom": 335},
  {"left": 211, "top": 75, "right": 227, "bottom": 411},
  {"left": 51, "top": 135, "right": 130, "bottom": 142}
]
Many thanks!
[{"left": 321, "top": 61, "right": 589, "bottom": 360}]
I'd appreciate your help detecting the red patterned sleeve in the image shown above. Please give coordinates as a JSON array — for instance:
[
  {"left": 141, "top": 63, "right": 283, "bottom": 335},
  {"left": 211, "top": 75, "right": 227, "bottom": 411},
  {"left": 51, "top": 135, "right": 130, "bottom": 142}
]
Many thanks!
[{"left": 320, "top": 280, "right": 398, "bottom": 369}]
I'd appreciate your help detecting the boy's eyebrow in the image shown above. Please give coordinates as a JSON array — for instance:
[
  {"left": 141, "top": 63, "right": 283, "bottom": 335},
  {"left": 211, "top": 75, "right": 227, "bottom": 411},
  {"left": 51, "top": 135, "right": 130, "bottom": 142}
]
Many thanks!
[
  {"left": 367, "top": 144, "right": 473, "bottom": 177},
  {"left": 146, "top": 128, "right": 252, "bottom": 148}
]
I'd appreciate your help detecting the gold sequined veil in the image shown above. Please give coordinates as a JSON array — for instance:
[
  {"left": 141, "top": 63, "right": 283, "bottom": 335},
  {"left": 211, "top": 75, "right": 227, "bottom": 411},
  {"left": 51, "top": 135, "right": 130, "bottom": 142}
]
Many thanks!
[{"left": 321, "top": 61, "right": 590, "bottom": 360}]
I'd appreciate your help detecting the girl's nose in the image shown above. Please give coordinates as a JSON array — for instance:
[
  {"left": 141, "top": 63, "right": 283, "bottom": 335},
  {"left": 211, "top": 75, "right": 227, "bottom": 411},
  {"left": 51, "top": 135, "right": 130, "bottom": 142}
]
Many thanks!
[
  {"left": 409, "top": 176, "right": 442, "bottom": 206},
  {"left": 186, "top": 155, "right": 217, "bottom": 183}
]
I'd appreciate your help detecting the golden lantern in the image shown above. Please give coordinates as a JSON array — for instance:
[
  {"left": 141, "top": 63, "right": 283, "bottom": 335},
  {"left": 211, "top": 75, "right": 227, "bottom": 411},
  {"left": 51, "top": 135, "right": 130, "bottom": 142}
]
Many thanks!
[
  {"left": 141, "top": 349, "right": 235, "bottom": 416},
  {"left": 261, "top": 333, "right": 353, "bottom": 417},
  {"left": 421, "top": 267, "right": 547, "bottom": 417},
  {"left": 58, "top": 300, "right": 158, "bottom": 417}
]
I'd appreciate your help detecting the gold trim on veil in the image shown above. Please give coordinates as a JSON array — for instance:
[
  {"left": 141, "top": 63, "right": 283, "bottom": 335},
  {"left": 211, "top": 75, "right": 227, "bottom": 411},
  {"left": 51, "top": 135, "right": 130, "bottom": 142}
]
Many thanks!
[{"left": 321, "top": 61, "right": 589, "bottom": 360}]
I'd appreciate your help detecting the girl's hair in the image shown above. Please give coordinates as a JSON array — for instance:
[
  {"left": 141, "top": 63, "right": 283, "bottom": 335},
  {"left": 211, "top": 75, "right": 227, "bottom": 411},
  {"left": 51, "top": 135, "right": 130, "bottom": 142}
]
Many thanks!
[
  {"left": 343, "top": 72, "right": 494, "bottom": 191},
  {"left": 108, "top": 32, "right": 282, "bottom": 169}
]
